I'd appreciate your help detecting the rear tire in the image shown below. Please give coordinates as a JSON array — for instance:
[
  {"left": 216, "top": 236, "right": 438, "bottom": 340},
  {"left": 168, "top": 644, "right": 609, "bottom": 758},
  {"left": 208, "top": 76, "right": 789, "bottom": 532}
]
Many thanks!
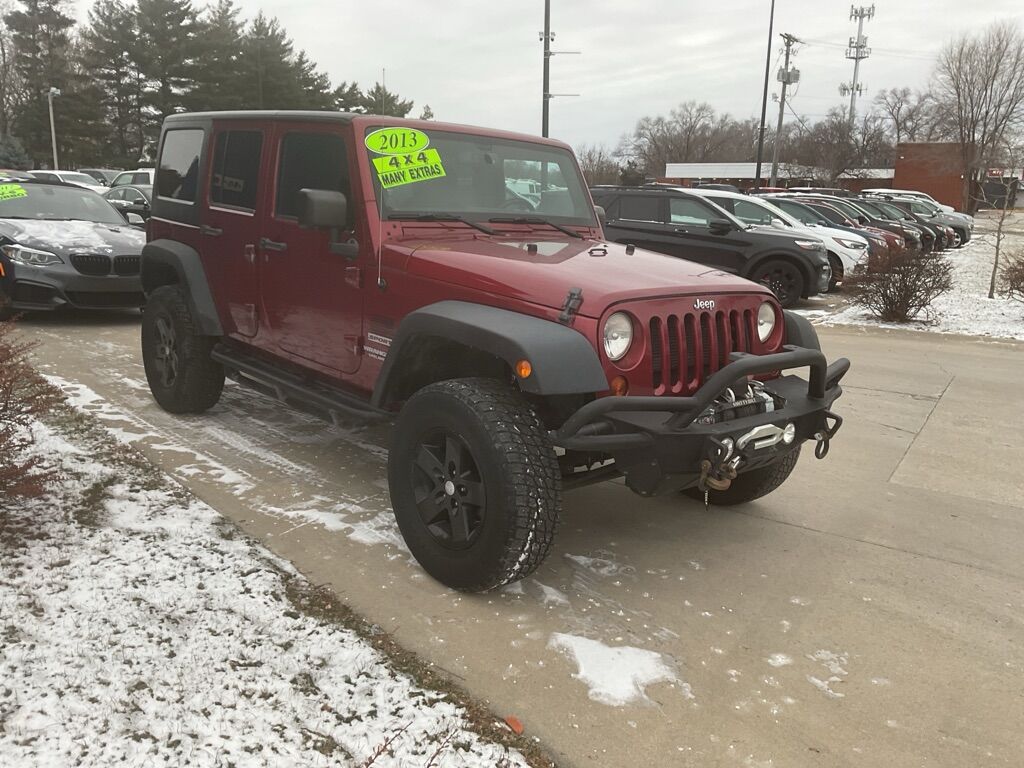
[
  {"left": 141, "top": 285, "right": 224, "bottom": 414},
  {"left": 685, "top": 447, "right": 801, "bottom": 506},
  {"left": 826, "top": 253, "right": 843, "bottom": 292},
  {"left": 388, "top": 378, "right": 561, "bottom": 592},
  {"left": 750, "top": 259, "right": 805, "bottom": 308}
]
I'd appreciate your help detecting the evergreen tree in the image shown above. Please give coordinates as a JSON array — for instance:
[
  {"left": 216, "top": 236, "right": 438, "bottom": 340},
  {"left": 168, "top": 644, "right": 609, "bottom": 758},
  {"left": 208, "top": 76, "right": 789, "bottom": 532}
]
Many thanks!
[
  {"left": 136, "top": 0, "right": 201, "bottom": 140},
  {"left": 359, "top": 82, "right": 413, "bottom": 117},
  {"left": 292, "top": 50, "right": 333, "bottom": 109},
  {"left": 3, "top": 0, "right": 76, "bottom": 163},
  {"left": 190, "top": 0, "right": 245, "bottom": 111},
  {"left": 0, "top": 133, "right": 30, "bottom": 168},
  {"left": 81, "top": 0, "right": 143, "bottom": 165},
  {"left": 237, "top": 12, "right": 296, "bottom": 109},
  {"left": 419, "top": 104, "right": 434, "bottom": 120},
  {"left": 332, "top": 81, "right": 363, "bottom": 113}
]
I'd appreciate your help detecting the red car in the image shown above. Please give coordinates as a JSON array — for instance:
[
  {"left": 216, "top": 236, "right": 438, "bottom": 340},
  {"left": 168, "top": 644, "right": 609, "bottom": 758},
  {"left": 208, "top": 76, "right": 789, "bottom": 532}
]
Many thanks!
[{"left": 140, "top": 112, "right": 849, "bottom": 591}]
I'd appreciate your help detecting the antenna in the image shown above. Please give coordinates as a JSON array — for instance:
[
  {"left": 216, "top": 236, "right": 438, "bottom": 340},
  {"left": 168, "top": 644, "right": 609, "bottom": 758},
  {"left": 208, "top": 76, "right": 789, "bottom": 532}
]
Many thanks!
[{"left": 841, "top": 5, "right": 874, "bottom": 126}]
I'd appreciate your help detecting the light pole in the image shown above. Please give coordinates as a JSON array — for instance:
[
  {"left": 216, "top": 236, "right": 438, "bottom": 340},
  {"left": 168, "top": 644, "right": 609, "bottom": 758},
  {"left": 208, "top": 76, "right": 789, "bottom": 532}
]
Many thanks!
[
  {"left": 539, "top": 0, "right": 579, "bottom": 138},
  {"left": 753, "top": 0, "right": 776, "bottom": 190},
  {"left": 47, "top": 86, "right": 61, "bottom": 170}
]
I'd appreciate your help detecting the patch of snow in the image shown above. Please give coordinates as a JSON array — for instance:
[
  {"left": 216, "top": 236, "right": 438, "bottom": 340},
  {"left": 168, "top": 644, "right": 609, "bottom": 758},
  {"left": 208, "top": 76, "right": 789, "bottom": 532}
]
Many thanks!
[
  {"left": 766, "top": 653, "right": 793, "bottom": 668},
  {"left": 789, "top": 596, "right": 810, "bottom": 606},
  {"left": 534, "top": 582, "right": 571, "bottom": 607},
  {"left": 807, "top": 675, "right": 846, "bottom": 699},
  {"left": 547, "top": 633, "right": 684, "bottom": 706},
  {"left": 564, "top": 553, "right": 634, "bottom": 578},
  {"left": 0, "top": 420, "right": 526, "bottom": 767}
]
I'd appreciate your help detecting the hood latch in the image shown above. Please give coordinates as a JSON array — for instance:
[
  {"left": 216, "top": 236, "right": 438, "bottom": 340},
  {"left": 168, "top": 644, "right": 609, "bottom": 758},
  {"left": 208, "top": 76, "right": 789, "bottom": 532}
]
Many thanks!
[{"left": 558, "top": 287, "right": 583, "bottom": 325}]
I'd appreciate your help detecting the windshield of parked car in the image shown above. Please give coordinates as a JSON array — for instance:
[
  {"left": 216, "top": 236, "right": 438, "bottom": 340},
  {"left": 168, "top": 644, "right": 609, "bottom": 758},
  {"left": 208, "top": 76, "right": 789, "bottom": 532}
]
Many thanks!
[
  {"left": 59, "top": 172, "right": 101, "bottom": 186},
  {"left": 364, "top": 127, "right": 597, "bottom": 227},
  {"left": 773, "top": 199, "right": 826, "bottom": 225},
  {"left": 0, "top": 182, "right": 126, "bottom": 224},
  {"left": 871, "top": 201, "right": 914, "bottom": 221}
]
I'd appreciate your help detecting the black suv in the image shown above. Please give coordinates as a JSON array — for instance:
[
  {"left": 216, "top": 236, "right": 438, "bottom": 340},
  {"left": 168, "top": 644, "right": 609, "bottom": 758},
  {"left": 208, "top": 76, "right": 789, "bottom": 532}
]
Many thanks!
[{"left": 590, "top": 186, "right": 831, "bottom": 307}]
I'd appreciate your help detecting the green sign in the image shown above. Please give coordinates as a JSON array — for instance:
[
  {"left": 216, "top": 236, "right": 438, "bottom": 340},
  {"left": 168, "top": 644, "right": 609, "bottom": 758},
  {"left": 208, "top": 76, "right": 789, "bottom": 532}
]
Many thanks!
[
  {"left": 0, "top": 183, "right": 27, "bottom": 201},
  {"left": 372, "top": 149, "right": 446, "bottom": 189},
  {"left": 364, "top": 127, "right": 430, "bottom": 156}
]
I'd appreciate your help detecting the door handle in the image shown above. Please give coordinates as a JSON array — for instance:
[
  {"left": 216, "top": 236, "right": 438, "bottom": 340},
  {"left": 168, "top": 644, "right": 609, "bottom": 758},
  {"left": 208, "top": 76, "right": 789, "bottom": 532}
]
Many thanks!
[
  {"left": 260, "top": 237, "right": 287, "bottom": 252},
  {"left": 673, "top": 227, "right": 688, "bottom": 234},
  {"left": 200, "top": 225, "right": 223, "bottom": 237}
]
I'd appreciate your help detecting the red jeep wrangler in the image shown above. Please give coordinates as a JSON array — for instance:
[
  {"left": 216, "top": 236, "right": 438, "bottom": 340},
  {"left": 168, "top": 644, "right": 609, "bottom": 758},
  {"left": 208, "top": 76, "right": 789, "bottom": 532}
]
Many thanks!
[{"left": 140, "top": 112, "right": 848, "bottom": 591}]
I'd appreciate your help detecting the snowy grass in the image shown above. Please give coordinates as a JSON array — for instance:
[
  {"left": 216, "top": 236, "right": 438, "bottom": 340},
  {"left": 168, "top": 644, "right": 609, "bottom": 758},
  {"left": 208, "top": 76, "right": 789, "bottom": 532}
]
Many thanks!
[
  {"left": 801, "top": 212, "right": 1024, "bottom": 341},
  {"left": 0, "top": 412, "right": 540, "bottom": 767}
]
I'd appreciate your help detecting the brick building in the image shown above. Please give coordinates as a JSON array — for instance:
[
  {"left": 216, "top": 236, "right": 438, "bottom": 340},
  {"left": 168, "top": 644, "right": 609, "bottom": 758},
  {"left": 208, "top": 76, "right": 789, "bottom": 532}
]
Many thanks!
[{"left": 892, "top": 142, "right": 967, "bottom": 210}]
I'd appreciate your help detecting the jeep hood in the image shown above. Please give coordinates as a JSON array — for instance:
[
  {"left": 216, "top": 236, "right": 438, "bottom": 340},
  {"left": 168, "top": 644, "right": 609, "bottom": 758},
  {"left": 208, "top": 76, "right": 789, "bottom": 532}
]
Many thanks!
[{"left": 398, "top": 237, "right": 767, "bottom": 317}]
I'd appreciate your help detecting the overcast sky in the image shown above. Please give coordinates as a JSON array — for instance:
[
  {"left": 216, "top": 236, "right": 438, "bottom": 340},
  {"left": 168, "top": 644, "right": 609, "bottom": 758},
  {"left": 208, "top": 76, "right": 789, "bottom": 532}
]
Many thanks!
[{"left": 85, "top": 0, "right": 1024, "bottom": 147}]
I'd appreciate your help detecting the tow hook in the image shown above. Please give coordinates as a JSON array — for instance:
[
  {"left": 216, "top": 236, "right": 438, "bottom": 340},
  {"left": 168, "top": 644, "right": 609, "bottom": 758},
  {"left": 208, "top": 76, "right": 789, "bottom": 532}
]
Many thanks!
[
  {"left": 699, "top": 436, "right": 739, "bottom": 493},
  {"left": 814, "top": 410, "right": 843, "bottom": 459}
]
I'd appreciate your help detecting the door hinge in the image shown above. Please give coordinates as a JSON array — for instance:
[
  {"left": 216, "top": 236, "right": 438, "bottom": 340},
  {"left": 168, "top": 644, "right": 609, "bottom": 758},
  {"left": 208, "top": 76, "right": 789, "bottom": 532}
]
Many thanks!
[
  {"left": 344, "top": 266, "right": 361, "bottom": 288},
  {"left": 558, "top": 287, "right": 583, "bottom": 325}
]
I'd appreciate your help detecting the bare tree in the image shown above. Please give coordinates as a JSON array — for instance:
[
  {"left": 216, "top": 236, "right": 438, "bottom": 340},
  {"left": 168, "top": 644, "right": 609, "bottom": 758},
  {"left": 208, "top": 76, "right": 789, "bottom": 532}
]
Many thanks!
[
  {"left": 0, "top": 3, "right": 27, "bottom": 140},
  {"left": 575, "top": 143, "right": 620, "bottom": 185},
  {"left": 874, "top": 87, "right": 936, "bottom": 144},
  {"left": 986, "top": 142, "right": 1023, "bottom": 299},
  {"left": 934, "top": 21, "right": 1024, "bottom": 212}
]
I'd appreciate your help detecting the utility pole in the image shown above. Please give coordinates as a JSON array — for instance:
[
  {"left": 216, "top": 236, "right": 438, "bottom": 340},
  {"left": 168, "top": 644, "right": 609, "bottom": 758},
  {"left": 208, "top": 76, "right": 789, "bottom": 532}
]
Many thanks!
[
  {"left": 539, "top": 0, "right": 579, "bottom": 138},
  {"left": 769, "top": 33, "right": 800, "bottom": 188},
  {"left": 47, "top": 87, "right": 61, "bottom": 170},
  {"left": 753, "top": 0, "right": 776, "bottom": 190},
  {"left": 840, "top": 4, "right": 874, "bottom": 128}
]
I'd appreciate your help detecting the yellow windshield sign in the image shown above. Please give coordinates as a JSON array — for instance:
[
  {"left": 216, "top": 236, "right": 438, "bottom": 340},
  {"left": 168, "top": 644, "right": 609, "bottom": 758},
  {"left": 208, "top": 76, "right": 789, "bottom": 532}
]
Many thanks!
[
  {"left": 0, "top": 183, "right": 27, "bottom": 201},
  {"left": 372, "top": 149, "right": 446, "bottom": 189},
  {"left": 364, "top": 127, "right": 430, "bottom": 155}
]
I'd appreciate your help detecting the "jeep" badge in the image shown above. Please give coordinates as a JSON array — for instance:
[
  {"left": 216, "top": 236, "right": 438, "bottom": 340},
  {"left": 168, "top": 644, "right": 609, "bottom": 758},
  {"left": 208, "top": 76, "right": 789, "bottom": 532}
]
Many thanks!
[{"left": 693, "top": 298, "right": 716, "bottom": 311}]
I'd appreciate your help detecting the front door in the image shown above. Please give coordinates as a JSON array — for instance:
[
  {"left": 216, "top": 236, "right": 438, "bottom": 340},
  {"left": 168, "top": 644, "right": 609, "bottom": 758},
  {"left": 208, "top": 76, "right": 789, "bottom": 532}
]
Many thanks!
[
  {"left": 665, "top": 196, "right": 748, "bottom": 273},
  {"left": 258, "top": 127, "right": 363, "bottom": 374},
  {"left": 203, "top": 125, "right": 266, "bottom": 338}
]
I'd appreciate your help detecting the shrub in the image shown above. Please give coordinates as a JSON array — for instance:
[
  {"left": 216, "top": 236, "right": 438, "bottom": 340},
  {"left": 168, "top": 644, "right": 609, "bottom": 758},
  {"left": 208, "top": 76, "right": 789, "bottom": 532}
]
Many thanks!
[
  {"left": 1002, "top": 249, "right": 1024, "bottom": 304},
  {"left": 0, "top": 135, "right": 30, "bottom": 170},
  {"left": 845, "top": 249, "right": 954, "bottom": 322},
  {"left": 0, "top": 323, "right": 62, "bottom": 497}
]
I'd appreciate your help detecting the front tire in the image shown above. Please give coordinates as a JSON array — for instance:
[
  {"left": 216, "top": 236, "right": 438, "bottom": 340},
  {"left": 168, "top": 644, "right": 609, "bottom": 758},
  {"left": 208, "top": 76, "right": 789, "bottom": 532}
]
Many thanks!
[
  {"left": 141, "top": 285, "right": 224, "bottom": 414},
  {"left": 750, "top": 259, "right": 805, "bottom": 308},
  {"left": 685, "top": 447, "right": 801, "bottom": 506},
  {"left": 388, "top": 378, "right": 561, "bottom": 592}
]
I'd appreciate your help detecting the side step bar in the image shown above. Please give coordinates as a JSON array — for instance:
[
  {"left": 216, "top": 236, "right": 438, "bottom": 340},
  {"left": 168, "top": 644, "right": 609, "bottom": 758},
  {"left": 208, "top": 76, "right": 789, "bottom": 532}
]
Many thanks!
[{"left": 211, "top": 344, "right": 389, "bottom": 424}]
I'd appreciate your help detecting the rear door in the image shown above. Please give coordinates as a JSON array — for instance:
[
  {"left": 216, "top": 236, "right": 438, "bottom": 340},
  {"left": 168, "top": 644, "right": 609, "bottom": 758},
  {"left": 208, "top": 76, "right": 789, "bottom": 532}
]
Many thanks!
[
  {"left": 665, "top": 196, "right": 749, "bottom": 273},
  {"left": 203, "top": 124, "right": 266, "bottom": 338},
  {"left": 258, "top": 126, "right": 363, "bottom": 374},
  {"left": 602, "top": 194, "right": 675, "bottom": 253}
]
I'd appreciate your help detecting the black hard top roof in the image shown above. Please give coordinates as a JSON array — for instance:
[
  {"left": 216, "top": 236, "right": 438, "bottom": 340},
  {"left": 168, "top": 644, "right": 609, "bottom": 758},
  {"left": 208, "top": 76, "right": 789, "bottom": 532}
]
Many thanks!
[{"left": 164, "top": 110, "right": 358, "bottom": 125}]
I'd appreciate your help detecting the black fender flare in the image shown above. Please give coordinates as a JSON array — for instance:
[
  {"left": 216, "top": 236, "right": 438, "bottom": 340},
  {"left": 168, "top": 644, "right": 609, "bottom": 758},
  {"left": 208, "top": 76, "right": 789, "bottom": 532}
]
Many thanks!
[
  {"left": 371, "top": 300, "right": 609, "bottom": 407},
  {"left": 783, "top": 309, "right": 821, "bottom": 351},
  {"left": 141, "top": 239, "right": 223, "bottom": 336}
]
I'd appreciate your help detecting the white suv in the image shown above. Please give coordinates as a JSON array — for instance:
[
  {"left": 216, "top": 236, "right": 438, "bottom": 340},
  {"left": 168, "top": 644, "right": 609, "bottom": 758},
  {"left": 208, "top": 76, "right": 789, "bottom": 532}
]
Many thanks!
[
  {"left": 111, "top": 169, "right": 155, "bottom": 188},
  {"left": 690, "top": 188, "right": 869, "bottom": 291},
  {"left": 861, "top": 188, "right": 956, "bottom": 214}
]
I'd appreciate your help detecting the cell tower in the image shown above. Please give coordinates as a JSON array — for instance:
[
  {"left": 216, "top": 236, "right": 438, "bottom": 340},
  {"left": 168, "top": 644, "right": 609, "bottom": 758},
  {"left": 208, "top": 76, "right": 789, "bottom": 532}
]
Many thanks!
[{"left": 839, "top": 4, "right": 874, "bottom": 127}]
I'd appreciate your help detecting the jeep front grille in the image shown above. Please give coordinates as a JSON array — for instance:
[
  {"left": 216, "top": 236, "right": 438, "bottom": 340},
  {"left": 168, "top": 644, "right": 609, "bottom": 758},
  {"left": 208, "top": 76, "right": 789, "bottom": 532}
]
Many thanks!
[{"left": 649, "top": 308, "right": 756, "bottom": 394}]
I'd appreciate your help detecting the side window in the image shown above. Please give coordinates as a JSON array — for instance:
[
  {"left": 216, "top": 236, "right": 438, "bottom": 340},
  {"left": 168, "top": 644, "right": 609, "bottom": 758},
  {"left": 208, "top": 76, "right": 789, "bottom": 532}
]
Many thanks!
[
  {"left": 210, "top": 130, "right": 263, "bottom": 211},
  {"left": 669, "top": 198, "right": 713, "bottom": 226},
  {"left": 34, "top": 172, "right": 58, "bottom": 181},
  {"left": 617, "top": 195, "right": 663, "bottom": 223},
  {"left": 133, "top": 172, "right": 150, "bottom": 185},
  {"left": 106, "top": 188, "right": 125, "bottom": 200},
  {"left": 126, "top": 189, "right": 145, "bottom": 203},
  {"left": 275, "top": 132, "right": 350, "bottom": 223},
  {"left": 733, "top": 200, "right": 773, "bottom": 225},
  {"left": 156, "top": 129, "right": 204, "bottom": 202}
]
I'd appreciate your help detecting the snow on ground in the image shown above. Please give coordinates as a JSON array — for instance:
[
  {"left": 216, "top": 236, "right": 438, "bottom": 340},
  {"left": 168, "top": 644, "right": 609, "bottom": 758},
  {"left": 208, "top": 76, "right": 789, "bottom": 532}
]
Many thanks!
[
  {"left": 0, "top": 419, "right": 529, "bottom": 768},
  {"left": 799, "top": 213, "right": 1024, "bottom": 341}
]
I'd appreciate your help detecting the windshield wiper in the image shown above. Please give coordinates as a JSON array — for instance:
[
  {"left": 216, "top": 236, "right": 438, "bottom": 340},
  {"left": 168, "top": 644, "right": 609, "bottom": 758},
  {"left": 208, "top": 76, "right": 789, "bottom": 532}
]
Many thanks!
[
  {"left": 388, "top": 213, "right": 495, "bottom": 235},
  {"left": 488, "top": 216, "right": 583, "bottom": 239}
]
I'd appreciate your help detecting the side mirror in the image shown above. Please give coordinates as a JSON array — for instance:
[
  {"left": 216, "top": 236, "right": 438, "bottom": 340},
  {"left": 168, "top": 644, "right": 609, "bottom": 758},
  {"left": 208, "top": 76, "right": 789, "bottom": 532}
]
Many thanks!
[
  {"left": 126, "top": 212, "right": 145, "bottom": 226},
  {"left": 858, "top": 215, "right": 869, "bottom": 225},
  {"left": 594, "top": 204, "right": 607, "bottom": 228},
  {"left": 297, "top": 188, "right": 348, "bottom": 229},
  {"left": 770, "top": 217, "right": 787, "bottom": 228},
  {"left": 709, "top": 218, "right": 733, "bottom": 235},
  {"left": 296, "top": 188, "right": 359, "bottom": 259},
  {"left": 818, "top": 220, "right": 829, "bottom": 227}
]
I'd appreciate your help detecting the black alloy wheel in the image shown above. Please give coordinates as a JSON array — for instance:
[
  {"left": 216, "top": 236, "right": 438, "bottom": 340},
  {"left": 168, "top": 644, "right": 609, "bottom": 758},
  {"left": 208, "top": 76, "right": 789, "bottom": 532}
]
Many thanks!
[
  {"left": 153, "top": 315, "right": 180, "bottom": 388},
  {"left": 752, "top": 260, "right": 804, "bottom": 308},
  {"left": 412, "top": 429, "right": 487, "bottom": 549}
]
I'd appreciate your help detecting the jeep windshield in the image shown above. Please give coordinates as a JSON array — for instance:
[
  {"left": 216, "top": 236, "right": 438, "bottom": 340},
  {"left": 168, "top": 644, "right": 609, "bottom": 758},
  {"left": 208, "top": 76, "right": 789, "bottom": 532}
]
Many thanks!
[{"left": 365, "top": 127, "right": 597, "bottom": 229}]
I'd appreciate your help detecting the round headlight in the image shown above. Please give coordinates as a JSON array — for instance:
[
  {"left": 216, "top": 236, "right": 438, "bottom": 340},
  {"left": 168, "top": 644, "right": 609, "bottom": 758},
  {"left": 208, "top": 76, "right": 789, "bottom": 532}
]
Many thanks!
[
  {"left": 757, "top": 302, "right": 776, "bottom": 343},
  {"left": 603, "top": 312, "right": 633, "bottom": 361}
]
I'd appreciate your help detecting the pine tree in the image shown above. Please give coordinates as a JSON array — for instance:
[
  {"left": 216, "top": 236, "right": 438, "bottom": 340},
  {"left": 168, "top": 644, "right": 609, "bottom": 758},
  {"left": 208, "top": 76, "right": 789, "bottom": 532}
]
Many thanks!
[
  {"left": 3, "top": 0, "right": 77, "bottom": 164},
  {"left": 292, "top": 50, "right": 333, "bottom": 110},
  {"left": 332, "top": 81, "right": 363, "bottom": 113},
  {"left": 359, "top": 82, "right": 413, "bottom": 117},
  {"left": 81, "top": 0, "right": 143, "bottom": 165},
  {"left": 136, "top": 0, "right": 201, "bottom": 142},
  {"left": 237, "top": 12, "right": 296, "bottom": 109},
  {"left": 419, "top": 104, "right": 434, "bottom": 120},
  {"left": 190, "top": 0, "right": 245, "bottom": 111}
]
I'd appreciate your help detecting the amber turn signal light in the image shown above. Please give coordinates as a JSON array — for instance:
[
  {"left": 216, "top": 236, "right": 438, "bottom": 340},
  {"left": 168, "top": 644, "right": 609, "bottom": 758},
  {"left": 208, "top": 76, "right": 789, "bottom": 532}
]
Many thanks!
[
  {"left": 610, "top": 376, "right": 629, "bottom": 396},
  {"left": 515, "top": 359, "right": 532, "bottom": 378}
]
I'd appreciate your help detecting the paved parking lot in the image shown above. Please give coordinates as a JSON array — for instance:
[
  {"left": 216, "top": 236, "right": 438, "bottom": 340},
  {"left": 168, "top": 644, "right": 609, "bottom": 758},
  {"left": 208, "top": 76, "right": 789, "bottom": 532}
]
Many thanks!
[{"left": 20, "top": 312, "right": 1024, "bottom": 767}]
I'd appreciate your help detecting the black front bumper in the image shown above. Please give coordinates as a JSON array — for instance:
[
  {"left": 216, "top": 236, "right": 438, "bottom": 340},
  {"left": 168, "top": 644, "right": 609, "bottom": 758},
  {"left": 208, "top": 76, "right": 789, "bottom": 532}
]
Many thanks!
[{"left": 551, "top": 346, "right": 849, "bottom": 496}]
